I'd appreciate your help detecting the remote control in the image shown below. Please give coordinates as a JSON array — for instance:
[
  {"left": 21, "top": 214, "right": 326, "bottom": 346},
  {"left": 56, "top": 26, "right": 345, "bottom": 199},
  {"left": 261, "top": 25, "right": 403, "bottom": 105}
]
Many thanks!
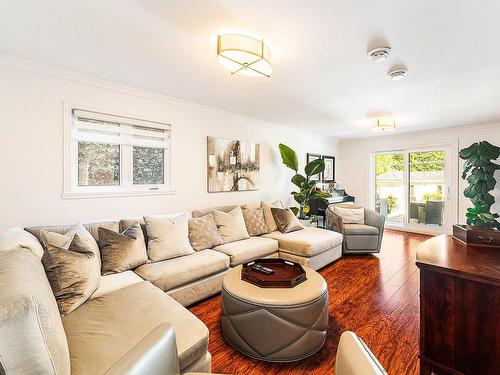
[{"left": 252, "top": 264, "right": 274, "bottom": 274}]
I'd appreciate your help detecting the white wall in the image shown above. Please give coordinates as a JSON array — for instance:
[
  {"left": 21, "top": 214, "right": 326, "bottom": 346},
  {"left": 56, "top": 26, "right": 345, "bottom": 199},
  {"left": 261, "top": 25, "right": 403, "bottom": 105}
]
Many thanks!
[
  {"left": 0, "top": 60, "right": 338, "bottom": 232},
  {"left": 338, "top": 123, "right": 500, "bottom": 232}
]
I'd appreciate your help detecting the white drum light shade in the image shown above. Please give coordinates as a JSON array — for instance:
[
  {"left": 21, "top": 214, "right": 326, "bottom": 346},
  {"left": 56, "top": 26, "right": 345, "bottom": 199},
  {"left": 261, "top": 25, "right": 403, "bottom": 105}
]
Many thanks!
[
  {"left": 217, "top": 34, "right": 272, "bottom": 77},
  {"left": 373, "top": 118, "right": 396, "bottom": 132}
]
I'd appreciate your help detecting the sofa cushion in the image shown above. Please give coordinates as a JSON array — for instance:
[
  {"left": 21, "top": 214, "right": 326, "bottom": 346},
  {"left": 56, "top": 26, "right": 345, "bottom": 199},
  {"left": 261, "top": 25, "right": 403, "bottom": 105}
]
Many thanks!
[
  {"left": 41, "top": 232, "right": 101, "bottom": 315},
  {"left": 213, "top": 237, "right": 279, "bottom": 266},
  {"left": 62, "top": 281, "right": 209, "bottom": 373},
  {"left": 90, "top": 270, "right": 144, "bottom": 299},
  {"left": 134, "top": 250, "right": 230, "bottom": 292},
  {"left": 98, "top": 223, "right": 148, "bottom": 275},
  {"left": 343, "top": 224, "right": 379, "bottom": 236},
  {"left": 212, "top": 206, "right": 250, "bottom": 243},
  {"left": 144, "top": 213, "right": 195, "bottom": 262},
  {"left": 0, "top": 249, "right": 70, "bottom": 375},
  {"left": 188, "top": 213, "right": 224, "bottom": 251},
  {"left": 263, "top": 227, "right": 343, "bottom": 257}
]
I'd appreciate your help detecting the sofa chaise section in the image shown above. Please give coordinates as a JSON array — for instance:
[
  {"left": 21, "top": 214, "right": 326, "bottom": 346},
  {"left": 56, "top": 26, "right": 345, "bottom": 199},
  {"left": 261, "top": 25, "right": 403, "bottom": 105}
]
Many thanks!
[
  {"left": 263, "top": 227, "right": 343, "bottom": 270},
  {"left": 63, "top": 281, "right": 210, "bottom": 374},
  {"left": 135, "top": 249, "right": 230, "bottom": 306}
]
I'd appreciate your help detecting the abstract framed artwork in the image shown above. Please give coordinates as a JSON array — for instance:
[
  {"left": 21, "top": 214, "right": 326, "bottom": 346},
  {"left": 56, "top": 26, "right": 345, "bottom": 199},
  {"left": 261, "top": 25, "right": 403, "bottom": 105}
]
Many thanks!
[
  {"left": 322, "top": 155, "right": 335, "bottom": 183},
  {"left": 307, "top": 153, "right": 322, "bottom": 181},
  {"left": 207, "top": 136, "right": 260, "bottom": 192}
]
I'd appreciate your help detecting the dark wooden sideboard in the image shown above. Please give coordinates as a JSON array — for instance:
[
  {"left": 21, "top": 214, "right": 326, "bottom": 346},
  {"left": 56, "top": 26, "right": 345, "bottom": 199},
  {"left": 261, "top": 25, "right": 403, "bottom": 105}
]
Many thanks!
[{"left": 416, "top": 235, "right": 500, "bottom": 375}]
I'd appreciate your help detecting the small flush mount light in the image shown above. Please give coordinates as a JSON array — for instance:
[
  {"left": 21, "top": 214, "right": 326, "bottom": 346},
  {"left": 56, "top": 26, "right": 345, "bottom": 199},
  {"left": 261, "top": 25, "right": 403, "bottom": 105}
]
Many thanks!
[
  {"left": 368, "top": 47, "right": 391, "bottom": 62},
  {"left": 373, "top": 118, "right": 396, "bottom": 132},
  {"left": 388, "top": 68, "right": 408, "bottom": 80},
  {"left": 217, "top": 34, "right": 272, "bottom": 77}
]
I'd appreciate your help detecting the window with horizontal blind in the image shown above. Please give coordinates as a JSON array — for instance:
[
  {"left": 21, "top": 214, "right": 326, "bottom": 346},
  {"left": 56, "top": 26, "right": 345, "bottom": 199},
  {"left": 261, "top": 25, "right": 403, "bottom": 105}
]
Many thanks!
[{"left": 64, "top": 108, "right": 173, "bottom": 198}]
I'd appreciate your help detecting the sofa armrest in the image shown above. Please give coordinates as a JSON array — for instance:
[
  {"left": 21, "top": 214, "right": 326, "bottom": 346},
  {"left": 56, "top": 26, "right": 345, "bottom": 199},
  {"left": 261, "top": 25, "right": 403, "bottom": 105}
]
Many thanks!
[
  {"left": 364, "top": 209, "right": 385, "bottom": 230},
  {"left": 105, "top": 323, "right": 180, "bottom": 375},
  {"left": 0, "top": 227, "right": 44, "bottom": 258},
  {"left": 326, "top": 207, "right": 344, "bottom": 234},
  {"left": 335, "top": 331, "right": 388, "bottom": 375}
]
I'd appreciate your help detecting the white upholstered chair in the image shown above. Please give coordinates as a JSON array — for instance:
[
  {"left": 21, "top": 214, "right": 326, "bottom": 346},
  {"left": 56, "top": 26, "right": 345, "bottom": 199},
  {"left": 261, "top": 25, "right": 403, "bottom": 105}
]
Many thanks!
[{"left": 335, "top": 331, "right": 388, "bottom": 375}]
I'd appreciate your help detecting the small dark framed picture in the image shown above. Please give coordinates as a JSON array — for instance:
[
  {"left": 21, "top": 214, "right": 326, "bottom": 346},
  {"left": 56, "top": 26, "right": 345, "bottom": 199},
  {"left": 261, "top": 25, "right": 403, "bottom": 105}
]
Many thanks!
[
  {"left": 307, "top": 153, "right": 322, "bottom": 181},
  {"left": 322, "top": 155, "right": 335, "bottom": 183}
]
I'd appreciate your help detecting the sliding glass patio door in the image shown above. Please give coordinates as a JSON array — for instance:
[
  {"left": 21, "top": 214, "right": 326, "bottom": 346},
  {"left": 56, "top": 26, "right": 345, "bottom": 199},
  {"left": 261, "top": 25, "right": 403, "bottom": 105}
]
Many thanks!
[
  {"left": 374, "top": 152, "right": 405, "bottom": 225},
  {"left": 373, "top": 146, "right": 454, "bottom": 234}
]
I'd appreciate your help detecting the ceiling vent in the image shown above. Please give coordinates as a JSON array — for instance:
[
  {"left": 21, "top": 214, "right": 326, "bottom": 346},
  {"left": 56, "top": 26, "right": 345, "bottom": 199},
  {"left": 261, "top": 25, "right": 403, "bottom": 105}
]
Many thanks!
[
  {"left": 387, "top": 69, "right": 408, "bottom": 80},
  {"left": 368, "top": 47, "right": 391, "bottom": 62}
]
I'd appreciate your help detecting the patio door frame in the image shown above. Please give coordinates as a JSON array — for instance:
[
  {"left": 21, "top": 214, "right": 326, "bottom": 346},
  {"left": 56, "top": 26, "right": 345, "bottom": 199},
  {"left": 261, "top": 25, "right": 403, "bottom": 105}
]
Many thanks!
[{"left": 370, "top": 142, "right": 458, "bottom": 235}]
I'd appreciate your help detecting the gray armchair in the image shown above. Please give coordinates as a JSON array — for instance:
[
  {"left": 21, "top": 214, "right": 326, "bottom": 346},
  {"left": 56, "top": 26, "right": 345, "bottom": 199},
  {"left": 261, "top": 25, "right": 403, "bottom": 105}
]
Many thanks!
[{"left": 326, "top": 204, "right": 385, "bottom": 254}]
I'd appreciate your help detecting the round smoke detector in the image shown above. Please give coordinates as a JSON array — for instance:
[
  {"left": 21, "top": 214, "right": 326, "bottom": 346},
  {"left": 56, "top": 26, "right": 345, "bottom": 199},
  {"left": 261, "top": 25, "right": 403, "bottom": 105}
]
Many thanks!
[
  {"left": 387, "top": 69, "right": 408, "bottom": 80},
  {"left": 368, "top": 47, "right": 391, "bottom": 62}
]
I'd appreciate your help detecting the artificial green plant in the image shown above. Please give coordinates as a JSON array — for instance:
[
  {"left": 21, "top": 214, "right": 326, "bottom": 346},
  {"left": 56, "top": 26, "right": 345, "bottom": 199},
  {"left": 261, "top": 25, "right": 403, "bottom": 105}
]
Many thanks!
[
  {"left": 459, "top": 141, "right": 500, "bottom": 228},
  {"left": 278, "top": 144, "right": 331, "bottom": 219}
]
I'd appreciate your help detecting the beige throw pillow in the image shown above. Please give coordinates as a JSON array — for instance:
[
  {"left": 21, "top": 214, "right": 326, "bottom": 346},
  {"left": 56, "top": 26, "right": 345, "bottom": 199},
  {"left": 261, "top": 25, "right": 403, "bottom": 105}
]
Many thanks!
[
  {"left": 242, "top": 206, "right": 271, "bottom": 236},
  {"left": 39, "top": 223, "right": 102, "bottom": 265},
  {"left": 271, "top": 207, "right": 304, "bottom": 234},
  {"left": 188, "top": 213, "right": 224, "bottom": 251},
  {"left": 261, "top": 200, "right": 284, "bottom": 232},
  {"left": 98, "top": 223, "right": 148, "bottom": 275},
  {"left": 334, "top": 206, "right": 365, "bottom": 224},
  {"left": 40, "top": 231, "right": 100, "bottom": 315},
  {"left": 144, "top": 213, "right": 195, "bottom": 262},
  {"left": 212, "top": 206, "right": 250, "bottom": 243}
]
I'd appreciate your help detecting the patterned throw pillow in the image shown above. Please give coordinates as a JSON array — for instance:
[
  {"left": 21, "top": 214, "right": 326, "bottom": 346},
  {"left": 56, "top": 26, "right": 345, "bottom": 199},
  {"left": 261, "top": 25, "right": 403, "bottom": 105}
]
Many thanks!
[
  {"left": 241, "top": 206, "right": 271, "bottom": 236},
  {"left": 188, "top": 214, "right": 224, "bottom": 251},
  {"left": 271, "top": 207, "right": 305, "bottom": 234},
  {"left": 98, "top": 222, "right": 148, "bottom": 275},
  {"left": 40, "top": 231, "right": 100, "bottom": 315}
]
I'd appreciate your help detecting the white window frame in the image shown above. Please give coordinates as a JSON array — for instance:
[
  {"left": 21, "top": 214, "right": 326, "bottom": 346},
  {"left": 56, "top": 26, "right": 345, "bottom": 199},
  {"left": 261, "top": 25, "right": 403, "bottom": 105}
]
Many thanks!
[
  {"left": 62, "top": 103, "right": 175, "bottom": 199},
  {"left": 370, "top": 143, "right": 458, "bottom": 235}
]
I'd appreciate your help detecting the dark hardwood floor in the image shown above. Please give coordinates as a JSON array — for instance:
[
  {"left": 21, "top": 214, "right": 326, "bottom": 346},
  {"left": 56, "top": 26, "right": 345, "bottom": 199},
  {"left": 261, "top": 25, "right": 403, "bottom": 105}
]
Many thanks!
[{"left": 189, "top": 229, "right": 431, "bottom": 374}]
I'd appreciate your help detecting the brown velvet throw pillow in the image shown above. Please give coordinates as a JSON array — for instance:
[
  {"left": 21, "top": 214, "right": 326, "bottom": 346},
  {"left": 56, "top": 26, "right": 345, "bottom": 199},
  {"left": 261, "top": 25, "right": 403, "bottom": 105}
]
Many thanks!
[
  {"left": 242, "top": 206, "right": 271, "bottom": 236},
  {"left": 271, "top": 207, "right": 305, "bottom": 234},
  {"left": 98, "top": 223, "right": 148, "bottom": 275},
  {"left": 40, "top": 231, "right": 100, "bottom": 315},
  {"left": 188, "top": 213, "right": 224, "bottom": 251}
]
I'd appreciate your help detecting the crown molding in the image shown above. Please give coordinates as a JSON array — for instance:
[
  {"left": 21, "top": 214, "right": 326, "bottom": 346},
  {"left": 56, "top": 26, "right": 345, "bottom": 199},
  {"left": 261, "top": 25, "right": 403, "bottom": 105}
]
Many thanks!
[
  {"left": 338, "top": 121, "right": 500, "bottom": 144},
  {"left": 0, "top": 55, "right": 336, "bottom": 141}
]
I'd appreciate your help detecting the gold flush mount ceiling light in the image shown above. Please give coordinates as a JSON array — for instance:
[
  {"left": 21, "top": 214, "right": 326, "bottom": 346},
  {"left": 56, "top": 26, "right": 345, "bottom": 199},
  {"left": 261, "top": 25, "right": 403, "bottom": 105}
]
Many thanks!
[
  {"left": 373, "top": 118, "right": 396, "bottom": 132},
  {"left": 217, "top": 34, "right": 272, "bottom": 77}
]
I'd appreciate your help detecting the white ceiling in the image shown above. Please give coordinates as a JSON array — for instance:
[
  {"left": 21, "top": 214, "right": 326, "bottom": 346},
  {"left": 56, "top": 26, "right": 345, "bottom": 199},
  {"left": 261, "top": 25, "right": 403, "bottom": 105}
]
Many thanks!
[{"left": 1, "top": 0, "right": 500, "bottom": 138}]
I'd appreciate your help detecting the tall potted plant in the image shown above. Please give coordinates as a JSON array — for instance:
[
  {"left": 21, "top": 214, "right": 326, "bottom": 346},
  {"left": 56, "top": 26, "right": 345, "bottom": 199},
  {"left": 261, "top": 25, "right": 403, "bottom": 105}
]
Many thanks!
[
  {"left": 453, "top": 141, "right": 500, "bottom": 246},
  {"left": 278, "top": 144, "right": 331, "bottom": 219}
]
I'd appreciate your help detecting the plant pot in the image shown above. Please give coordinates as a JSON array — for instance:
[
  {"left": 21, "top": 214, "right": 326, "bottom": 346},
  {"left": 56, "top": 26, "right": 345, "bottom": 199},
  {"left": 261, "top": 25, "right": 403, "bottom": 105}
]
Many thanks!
[{"left": 452, "top": 224, "right": 500, "bottom": 248}]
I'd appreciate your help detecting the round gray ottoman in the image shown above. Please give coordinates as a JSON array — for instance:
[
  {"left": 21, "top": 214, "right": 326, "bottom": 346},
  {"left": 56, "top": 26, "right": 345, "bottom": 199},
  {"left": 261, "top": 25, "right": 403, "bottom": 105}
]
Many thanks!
[{"left": 221, "top": 265, "right": 328, "bottom": 362}]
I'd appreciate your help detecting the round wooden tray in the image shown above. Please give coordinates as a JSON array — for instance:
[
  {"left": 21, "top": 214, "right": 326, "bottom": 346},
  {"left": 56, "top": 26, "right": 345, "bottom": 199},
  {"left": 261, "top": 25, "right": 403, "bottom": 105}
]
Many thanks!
[{"left": 241, "top": 259, "right": 307, "bottom": 288}]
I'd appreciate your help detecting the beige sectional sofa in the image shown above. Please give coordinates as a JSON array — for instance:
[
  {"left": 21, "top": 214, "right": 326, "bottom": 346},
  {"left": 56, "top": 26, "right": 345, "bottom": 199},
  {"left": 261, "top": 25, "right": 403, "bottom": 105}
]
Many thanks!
[{"left": 0, "top": 202, "right": 343, "bottom": 375}]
